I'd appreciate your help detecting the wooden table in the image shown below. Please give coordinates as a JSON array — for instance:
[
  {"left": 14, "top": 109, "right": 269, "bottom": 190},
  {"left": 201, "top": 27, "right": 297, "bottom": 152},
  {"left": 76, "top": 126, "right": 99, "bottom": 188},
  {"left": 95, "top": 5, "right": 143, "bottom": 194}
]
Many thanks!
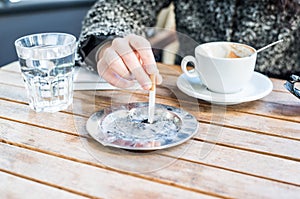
[{"left": 0, "top": 61, "right": 299, "bottom": 199}]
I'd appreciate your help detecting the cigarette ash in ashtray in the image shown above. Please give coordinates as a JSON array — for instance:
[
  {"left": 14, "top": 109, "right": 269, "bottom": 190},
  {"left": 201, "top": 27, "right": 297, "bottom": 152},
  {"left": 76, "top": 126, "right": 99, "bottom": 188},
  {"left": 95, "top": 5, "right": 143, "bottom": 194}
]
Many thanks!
[{"left": 86, "top": 102, "right": 199, "bottom": 150}]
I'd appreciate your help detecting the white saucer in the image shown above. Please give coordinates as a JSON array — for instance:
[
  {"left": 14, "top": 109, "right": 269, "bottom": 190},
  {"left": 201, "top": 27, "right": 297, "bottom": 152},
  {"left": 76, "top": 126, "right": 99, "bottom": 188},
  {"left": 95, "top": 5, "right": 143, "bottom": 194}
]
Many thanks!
[{"left": 176, "top": 72, "right": 273, "bottom": 105}]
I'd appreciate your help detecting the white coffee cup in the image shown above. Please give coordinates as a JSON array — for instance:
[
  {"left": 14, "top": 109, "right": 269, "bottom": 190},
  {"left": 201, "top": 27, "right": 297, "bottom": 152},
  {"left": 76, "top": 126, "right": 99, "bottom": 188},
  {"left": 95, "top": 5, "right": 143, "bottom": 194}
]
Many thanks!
[{"left": 181, "top": 41, "right": 257, "bottom": 94}]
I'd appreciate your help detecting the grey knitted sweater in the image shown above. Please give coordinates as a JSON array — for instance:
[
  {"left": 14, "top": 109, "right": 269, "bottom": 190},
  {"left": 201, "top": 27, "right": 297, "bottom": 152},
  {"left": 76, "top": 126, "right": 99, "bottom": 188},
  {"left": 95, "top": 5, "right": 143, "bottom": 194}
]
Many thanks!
[{"left": 78, "top": 0, "right": 300, "bottom": 79}]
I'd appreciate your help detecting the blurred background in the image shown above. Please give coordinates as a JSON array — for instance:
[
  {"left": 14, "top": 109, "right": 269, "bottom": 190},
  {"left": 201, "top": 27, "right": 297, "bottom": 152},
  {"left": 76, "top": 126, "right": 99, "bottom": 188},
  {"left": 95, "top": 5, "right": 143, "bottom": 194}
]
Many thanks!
[
  {"left": 0, "top": 0, "right": 178, "bottom": 67},
  {"left": 0, "top": 0, "right": 97, "bottom": 67}
]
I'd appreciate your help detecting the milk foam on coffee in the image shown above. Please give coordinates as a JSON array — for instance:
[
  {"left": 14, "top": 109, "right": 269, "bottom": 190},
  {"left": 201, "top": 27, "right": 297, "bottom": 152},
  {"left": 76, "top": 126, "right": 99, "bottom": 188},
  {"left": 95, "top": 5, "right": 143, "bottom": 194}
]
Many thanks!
[
  {"left": 228, "top": 44, "right": 255, "bottom": 58},
  {"left": 199, "top": 43, "right": 255, "bottom": 58}
]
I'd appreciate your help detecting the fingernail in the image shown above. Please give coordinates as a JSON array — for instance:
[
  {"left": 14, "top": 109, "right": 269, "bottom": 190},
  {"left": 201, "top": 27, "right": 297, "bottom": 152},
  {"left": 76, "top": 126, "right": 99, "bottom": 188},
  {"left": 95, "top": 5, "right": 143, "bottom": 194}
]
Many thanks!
[
  {"left": 143, "top": 85, "right": 151, "bottom": 90},
  {"left": 156, "top": 74, "right": 163, "bottom": 85},
  {"left": 142, "top": 81, "right": 152, "bottom": 90}
]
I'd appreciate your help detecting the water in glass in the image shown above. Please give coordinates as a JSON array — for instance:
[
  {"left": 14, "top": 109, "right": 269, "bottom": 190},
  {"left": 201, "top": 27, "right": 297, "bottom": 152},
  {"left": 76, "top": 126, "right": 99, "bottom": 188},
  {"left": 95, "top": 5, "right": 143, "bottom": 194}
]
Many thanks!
[{"left": 19, "top": 50, "right": 74, "bottom": 112}]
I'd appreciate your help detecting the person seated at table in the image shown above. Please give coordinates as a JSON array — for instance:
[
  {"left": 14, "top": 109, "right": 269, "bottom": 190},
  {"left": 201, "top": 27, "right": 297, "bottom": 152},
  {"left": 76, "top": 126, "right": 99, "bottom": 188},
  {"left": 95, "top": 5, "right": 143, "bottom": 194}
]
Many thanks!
[{"left": 77, "top": 0, "right": 300, "bottom": 90}]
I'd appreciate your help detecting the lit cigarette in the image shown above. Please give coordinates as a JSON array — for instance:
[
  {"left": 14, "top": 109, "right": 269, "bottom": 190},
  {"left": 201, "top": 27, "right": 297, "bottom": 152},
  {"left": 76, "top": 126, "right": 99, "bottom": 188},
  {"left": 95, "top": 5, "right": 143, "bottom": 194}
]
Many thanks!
[{"left": 148, "top": 74, "right": 156, "bottom": 124}]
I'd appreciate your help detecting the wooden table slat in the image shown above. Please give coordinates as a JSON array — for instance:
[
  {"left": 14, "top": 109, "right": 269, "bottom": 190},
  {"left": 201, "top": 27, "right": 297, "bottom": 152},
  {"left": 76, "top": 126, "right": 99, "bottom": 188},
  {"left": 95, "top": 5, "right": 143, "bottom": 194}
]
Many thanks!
[{"left": 0, "top": 171, "right": 87, "bottom": 199}]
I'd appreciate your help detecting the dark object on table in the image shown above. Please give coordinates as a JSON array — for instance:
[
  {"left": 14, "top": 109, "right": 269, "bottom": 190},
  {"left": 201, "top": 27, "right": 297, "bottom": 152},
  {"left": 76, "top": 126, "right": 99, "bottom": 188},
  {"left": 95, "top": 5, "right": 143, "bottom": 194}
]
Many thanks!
[{"left": 284, "top": 74, "right": 300, "bottom": 99}]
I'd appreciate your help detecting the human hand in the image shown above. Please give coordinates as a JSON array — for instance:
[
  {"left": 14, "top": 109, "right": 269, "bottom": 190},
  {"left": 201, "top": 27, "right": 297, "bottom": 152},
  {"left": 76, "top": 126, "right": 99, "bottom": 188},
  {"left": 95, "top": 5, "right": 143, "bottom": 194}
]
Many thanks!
[{"left": 96, "top": 34, "right": 163, "bottom": 90}]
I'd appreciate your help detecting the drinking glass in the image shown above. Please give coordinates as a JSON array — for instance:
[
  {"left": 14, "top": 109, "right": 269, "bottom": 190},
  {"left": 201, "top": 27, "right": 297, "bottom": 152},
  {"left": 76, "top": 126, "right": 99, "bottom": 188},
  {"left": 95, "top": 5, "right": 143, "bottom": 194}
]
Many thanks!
[{"left": 15, "top": 32, "right": 77, "bottom": 112}]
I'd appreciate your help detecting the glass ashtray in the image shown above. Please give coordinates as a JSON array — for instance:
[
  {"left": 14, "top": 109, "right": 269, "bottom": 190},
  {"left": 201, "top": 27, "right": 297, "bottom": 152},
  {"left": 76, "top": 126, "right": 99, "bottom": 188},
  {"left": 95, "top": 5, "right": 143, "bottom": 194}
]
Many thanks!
[{"left": 86, "top": 102, "right": 199, "bottom": 150}]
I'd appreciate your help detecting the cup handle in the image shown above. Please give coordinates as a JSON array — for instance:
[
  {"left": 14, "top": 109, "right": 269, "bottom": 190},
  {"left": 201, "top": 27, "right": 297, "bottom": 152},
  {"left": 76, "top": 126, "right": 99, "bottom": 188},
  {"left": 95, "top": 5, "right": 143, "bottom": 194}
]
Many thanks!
[{"left": 181, "top": 55, "right": 199, "bottom": 78}]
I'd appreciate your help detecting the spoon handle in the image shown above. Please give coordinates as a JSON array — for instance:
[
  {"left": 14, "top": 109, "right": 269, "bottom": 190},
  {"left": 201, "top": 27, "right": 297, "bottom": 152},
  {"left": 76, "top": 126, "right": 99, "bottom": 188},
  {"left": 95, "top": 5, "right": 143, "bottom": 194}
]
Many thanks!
[{"left": 256, "top": 39, "right": 284, "bottom": 53}]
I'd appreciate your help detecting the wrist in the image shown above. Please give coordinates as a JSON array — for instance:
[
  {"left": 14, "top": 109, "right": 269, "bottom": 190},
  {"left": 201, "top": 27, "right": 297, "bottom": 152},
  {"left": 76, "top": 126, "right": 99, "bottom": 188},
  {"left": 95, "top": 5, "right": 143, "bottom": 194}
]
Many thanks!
[{"left": 96, "top": 41, "right": 112, "bottom": 62}]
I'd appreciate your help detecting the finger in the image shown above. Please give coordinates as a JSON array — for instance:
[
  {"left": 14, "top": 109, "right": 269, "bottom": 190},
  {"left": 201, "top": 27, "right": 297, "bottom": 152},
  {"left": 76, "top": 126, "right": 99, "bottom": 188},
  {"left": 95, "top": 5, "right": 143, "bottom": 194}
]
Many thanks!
[
  {"left": 156, "top": 73, "right": 163, "bottom": 85},
  {"left": 130, "top": 67, "right": 152, "bottom": 90},
  {"left": 97, "top": 59, "right": 135, "bottom": 88},
  {"left": 112, "top": 37, "right": 152, "bottom": 89},
  {"left": 126, "top": 34, "right": 158, "bottom": 74},
  {"left": 134, "top": 49, "right": 162, "bottom": 85},
  {"left": 135, "top": 49, "right": 162, "bottom": 85},
  {"left": 102, "top": 47, "right": 132, "bottom": 80}
]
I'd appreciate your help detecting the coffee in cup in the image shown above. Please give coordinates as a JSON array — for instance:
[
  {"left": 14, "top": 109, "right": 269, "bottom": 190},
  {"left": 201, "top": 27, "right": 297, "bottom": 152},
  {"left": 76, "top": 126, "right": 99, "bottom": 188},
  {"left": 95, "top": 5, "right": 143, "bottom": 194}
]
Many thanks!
[{"left": 181, "top": 41, "right": 257, "bottom": 94}]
